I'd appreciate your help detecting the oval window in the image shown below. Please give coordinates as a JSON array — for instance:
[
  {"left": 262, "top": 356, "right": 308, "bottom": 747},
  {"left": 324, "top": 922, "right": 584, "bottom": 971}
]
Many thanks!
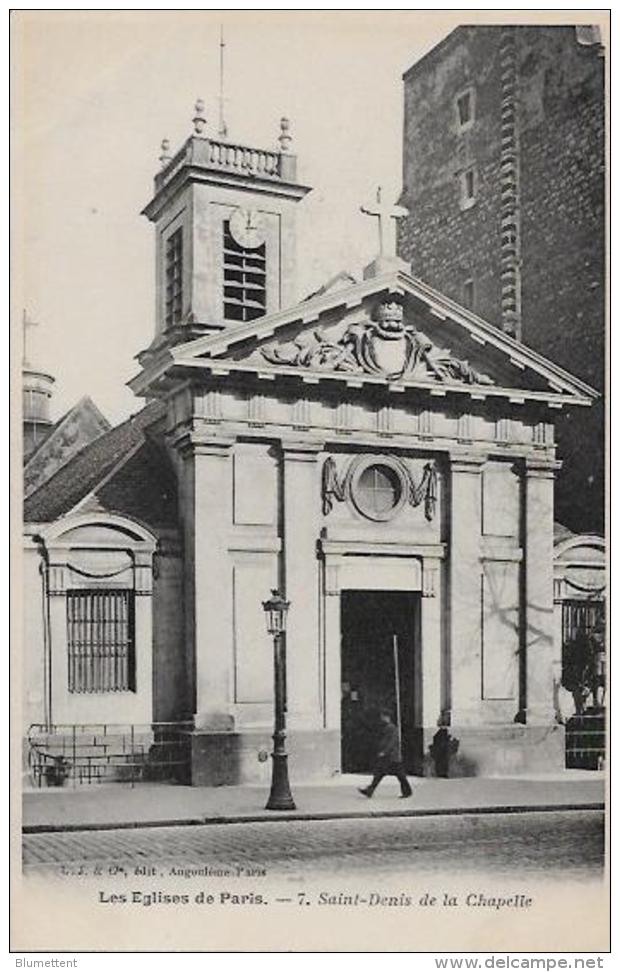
[{"left": 356, "top": 463, "right": 403, "bottom": 519}]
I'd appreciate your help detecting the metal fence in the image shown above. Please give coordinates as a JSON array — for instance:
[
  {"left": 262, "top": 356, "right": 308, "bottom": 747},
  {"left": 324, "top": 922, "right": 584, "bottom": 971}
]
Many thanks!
[{"left": 27, "top": 721, "right": 193, "bottom": 787}]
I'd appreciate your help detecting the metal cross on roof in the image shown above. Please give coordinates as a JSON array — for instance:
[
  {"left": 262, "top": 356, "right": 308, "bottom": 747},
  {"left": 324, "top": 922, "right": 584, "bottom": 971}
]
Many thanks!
[{"left": 361, "top": 187, "right": 409, "bottom": 259}]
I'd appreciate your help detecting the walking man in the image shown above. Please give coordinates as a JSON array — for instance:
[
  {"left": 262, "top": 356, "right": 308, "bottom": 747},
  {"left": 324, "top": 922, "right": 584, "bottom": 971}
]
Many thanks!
[{"left": 358, "top": 709, "right": 412, "bottom": 798}]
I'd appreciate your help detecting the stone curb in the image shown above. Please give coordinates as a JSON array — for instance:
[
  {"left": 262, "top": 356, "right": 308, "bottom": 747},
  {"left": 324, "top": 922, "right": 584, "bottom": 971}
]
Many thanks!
[{"left": 22, "top": 801, "right": 604, "bottom": 835}]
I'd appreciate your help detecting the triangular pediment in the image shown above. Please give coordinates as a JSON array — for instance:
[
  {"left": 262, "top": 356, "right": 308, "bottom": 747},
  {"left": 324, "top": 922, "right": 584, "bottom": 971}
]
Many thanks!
[{"left": 133, "top": 269, "right": 597, "bottom": 407}]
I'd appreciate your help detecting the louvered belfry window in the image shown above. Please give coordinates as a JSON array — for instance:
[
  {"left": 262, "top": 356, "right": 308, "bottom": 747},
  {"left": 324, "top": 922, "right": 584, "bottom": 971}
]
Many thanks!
[
  {"left": 223, "top": 220, "right": 266, "bottom": 322},
  {"left": 164, "top": 228, "right": 183, "bottom": 328},
  {"left": 66, "top": 590, "right": 136, "bottom": 693}
]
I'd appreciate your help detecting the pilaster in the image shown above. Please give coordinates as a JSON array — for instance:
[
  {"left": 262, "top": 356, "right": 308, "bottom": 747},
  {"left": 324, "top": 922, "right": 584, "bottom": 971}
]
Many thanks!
[
  {"left": 322, "top": 554, "right": 345, "bottom": 732},
  {"left": 448, "top": 454, "right": 485, "bottom": 725},
  {"left": 523, "top": 457, "right": 558, "bottom": 724},
  {"left": 420, "top": 555, "right": 442, "bottom": 729},
  {"left": 177, "top": 429, "right": 235, "bottom": 729},
  {"left": 280, "top": 439, "right": 324, "bottom": 729}
]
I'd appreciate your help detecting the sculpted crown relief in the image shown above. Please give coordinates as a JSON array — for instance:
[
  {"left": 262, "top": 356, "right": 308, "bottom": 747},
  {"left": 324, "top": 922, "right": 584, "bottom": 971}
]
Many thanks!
[{"left": 261, "top": 300, "right": 493, "bottom": 384}]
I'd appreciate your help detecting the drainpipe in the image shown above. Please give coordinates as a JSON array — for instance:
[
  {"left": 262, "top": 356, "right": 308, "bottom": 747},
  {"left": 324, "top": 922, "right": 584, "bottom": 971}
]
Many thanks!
[{"left": 34, "top": 536, "right": 52, "bottom": 729}]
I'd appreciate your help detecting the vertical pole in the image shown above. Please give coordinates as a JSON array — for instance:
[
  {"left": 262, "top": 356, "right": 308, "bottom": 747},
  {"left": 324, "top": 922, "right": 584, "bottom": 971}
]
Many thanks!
[
  {"left": 266, "top": 631, "right": 296, "bottom": 811},
  {"left": 40, "top": 561, "right": 52, "bottom": 729},
  {"left": 130, "top": 723, "right": 135, "bottom": 789},
  {"left": 218, "top": 24, "right": 227, "bottom": 139},
  {"left": 393, "top": 634, "right": 402, "bottom": 748},
  {"left": 72, "top": 724, "right": 76, "bottom": 789}
]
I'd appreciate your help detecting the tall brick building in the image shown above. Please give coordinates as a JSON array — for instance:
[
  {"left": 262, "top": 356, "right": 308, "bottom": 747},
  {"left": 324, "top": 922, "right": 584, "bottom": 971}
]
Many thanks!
[{"left": 398, "top": 25, "right": 605, "bottom": 534}]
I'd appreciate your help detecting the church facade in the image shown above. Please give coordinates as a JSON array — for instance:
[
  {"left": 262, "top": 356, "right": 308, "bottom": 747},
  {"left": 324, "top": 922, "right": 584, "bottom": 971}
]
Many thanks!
[{"left": 23, "top": 107, "right": 602, "bottom": 785}]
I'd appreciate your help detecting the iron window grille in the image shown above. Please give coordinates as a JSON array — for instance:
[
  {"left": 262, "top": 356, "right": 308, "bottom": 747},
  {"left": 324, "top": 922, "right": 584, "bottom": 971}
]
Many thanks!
[
  {"left": 562, "top": 599, "right": 605, "bottom": 646},
  {"left": 66, "top": 589, "right": 136, "bottom": 693},
  {"left": 223, "top": 220, "right": 266, "bottom": 322},
  {"left": 164, "top": 228, "right": 183, "bottom": 328}
]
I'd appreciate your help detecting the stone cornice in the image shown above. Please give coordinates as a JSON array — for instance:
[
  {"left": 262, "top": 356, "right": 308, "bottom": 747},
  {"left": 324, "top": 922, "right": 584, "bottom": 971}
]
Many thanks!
[
  {"left": 163, "top": 416, "right": 557, "bottom": 462},
  {"left": 525, "top": 456, "right": 563, "bottom": 478},
  {"left": 143, "top": 162, "right": 311, "bottom": 224},
  {"left": 167, "top": 425, "right": 235, "bottom": 458},
  {"left": 449, "top": 451, "right": 488, "bottom": 472},
  {"left": 146, "top": 355, "right": 594, "bottom": 410},
  {"left": 280, "top": 438, "right": 326, "bottom": 459},
  {"left": 157, "top": 266, "right": 597, "bottom": 402},
  {"left": 319, "top": 539, "right": 447, "bottom": 559}
]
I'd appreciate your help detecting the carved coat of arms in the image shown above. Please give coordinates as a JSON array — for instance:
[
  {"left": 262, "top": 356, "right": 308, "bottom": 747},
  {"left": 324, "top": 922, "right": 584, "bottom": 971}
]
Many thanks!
[{"left": 261, "top": 300, "right": 493, "bottom": 385}]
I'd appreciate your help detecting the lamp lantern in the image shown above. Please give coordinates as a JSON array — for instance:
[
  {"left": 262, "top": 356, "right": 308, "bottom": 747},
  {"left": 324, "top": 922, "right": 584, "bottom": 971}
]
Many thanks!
[{"left": 262, "top": 589, "right": 290, "bottom": 636}]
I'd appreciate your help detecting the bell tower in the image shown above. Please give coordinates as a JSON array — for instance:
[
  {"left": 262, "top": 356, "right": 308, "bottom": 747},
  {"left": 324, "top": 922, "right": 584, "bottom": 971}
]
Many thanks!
[
  {"left": 21, "top": 311, "right": 55, "bottom": 460},
  {"left": 141, "top": 101, "right": 311, "bottom": 353}
]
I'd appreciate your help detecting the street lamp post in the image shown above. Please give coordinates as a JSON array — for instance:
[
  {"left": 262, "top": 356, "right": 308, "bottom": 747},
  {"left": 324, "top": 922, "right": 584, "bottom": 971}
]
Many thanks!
[{"left": 262, "top": 589, "right": 296, "bottom": 811}]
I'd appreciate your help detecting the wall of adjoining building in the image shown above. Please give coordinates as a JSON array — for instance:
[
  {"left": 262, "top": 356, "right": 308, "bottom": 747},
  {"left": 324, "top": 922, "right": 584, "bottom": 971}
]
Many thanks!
[
  {"left": 401, "top": 28, "right": 504, "bottom": 324},
  {"left": 399, "top": 25, "right": 605, "bottom": 535}
]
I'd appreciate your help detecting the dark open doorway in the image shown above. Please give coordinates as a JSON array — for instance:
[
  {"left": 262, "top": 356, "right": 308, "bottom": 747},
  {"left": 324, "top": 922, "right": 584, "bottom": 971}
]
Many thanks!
[{"left": 340, "top": 589, "right": 420, "bottom": 773}]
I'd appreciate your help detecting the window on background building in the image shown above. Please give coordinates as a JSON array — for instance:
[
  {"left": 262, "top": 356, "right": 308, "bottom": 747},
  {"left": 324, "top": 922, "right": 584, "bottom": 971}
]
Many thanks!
[
  {"left": 462, "top": 279, "right": 475, "bottom": 309},
  {"left": 164, "top": 228, "right": 183, "bottom": 328},
  {"left": 459, "top": 167, "right": 477, "bottom": 210},
  {"left": 223, "top": 220, "right": 267, "bottom": 322},
  {"left": 23, "top": 387, "right": 51, "bottom": 420},
  {"left": 66, "top": 589, "right": 136, "bottom": 693},
  {"left": 455, "top": 89, "right": 475, "bottom": 131}
]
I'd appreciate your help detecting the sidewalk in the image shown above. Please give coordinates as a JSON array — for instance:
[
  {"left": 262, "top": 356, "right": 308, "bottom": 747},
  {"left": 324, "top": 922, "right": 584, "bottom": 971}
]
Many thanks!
[{"left": 22, "top": 771, "right": 605, "bottom": 833}]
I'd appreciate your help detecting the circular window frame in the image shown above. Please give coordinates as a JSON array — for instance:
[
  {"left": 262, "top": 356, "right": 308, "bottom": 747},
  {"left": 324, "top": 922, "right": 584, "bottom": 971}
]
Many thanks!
[{"left": 348, "top": 455, "right": 409, "bottom": 522}]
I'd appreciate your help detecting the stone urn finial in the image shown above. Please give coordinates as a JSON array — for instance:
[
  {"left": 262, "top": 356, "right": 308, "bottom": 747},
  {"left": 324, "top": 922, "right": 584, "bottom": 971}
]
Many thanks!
[
  {"left": 159, "top": 138, "right": 171, "bottom": 168},
  {"left": 278, "top": 116, "right": 292, "bottom": 153},
  {"left": 193, "top": 98, "right": 207, "bottom": 135}
]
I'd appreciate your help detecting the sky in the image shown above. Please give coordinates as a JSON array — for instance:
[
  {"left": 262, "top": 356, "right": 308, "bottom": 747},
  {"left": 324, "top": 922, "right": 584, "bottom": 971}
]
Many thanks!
[
  {"left": 14, "top": 9, "right": 598, "bottom": 426},
  {"left": 13, "top": 10, "right": 469, "bottom": 424}
]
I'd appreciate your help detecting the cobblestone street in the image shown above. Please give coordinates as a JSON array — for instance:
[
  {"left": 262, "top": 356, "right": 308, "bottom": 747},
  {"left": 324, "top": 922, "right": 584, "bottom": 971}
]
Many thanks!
[{"left": 23, "top": 809, "right": 604, "bottom": 880}]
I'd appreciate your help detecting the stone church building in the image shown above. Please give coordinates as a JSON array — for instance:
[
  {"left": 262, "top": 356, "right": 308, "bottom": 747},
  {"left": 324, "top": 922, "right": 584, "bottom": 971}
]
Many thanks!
[{"left": 23, "top": 100, "right": 604, "bottom": 785}]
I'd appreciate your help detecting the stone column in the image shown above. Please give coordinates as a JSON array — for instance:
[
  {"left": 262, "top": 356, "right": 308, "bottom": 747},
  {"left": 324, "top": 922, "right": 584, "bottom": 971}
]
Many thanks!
[
  {"left": 280, "top": 440, "right": 323, "bottom": 729},
  {"left": 448, "top": 454, "right": 485, "bottom": 725},
  {"left": 524, "top": 458, "right": 558, "bottom": 724},
  {"left": 178, "top": 430, "right": 235, "bottom": 730}
]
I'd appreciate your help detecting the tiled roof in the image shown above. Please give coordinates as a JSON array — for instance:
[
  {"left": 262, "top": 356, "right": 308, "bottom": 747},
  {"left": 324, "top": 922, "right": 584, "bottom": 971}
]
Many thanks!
[
  {"left": 24, "top": 396, "right": 111, "bottom": 497},
  {"left": 94, "top": 438, "right": 178, "bottom": 527},
  {"left": 24, "top": 400, "right": 166, "bottom": 524}
]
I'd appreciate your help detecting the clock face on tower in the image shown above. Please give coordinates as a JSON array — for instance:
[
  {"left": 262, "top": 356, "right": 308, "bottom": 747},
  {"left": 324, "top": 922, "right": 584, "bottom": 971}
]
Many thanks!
[{"left": 229, "top": 207, "right": 266, "bottom": 249}]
